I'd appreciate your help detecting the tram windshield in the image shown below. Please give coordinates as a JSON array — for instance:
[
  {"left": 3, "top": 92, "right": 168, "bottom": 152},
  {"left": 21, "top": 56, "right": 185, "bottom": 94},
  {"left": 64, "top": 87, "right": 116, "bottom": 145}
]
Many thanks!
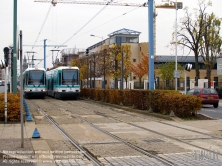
[
  {"left": 62, "top": 69, "right": 78, "bottom": 85},
  {"left": 28, "top": 70, "right": 44, "bottom": 85}
]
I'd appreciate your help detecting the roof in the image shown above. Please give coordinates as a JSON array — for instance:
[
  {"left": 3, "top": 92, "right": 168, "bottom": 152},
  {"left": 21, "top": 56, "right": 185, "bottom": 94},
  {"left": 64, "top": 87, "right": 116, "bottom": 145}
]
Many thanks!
[
  {"left": 155, "top": 55, "right": 204, "bottom": 63},
  {"left": 108, "top": 28, "right": 141, "bottom": 37}
]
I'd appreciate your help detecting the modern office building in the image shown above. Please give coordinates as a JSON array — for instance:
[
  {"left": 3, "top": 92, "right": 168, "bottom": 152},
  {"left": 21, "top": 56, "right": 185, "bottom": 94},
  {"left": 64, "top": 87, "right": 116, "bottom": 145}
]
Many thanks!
[{"left": 60, "top": 28, "right": 221, "bottom": 89}]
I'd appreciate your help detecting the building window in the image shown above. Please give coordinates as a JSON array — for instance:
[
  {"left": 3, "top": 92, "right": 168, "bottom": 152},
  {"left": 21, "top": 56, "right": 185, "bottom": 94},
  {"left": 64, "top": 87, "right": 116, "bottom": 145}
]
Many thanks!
[
  {"left": 133, "top": 76, "right": 136, "bottom": 80},
  {"left": 110, "top": 37, "right": 115, "bottom": 44},
  {"left": 133, "top": 59, "right": 136, "bottom": 62},
  {"left": 121, "top": 37, "right": 126, "bottom": 43},
  {"left": 187, "top": 77, "right": 190, "bottom": 88},
  {"left": 126, "top": 37, "right": 139, "bottom": 43},
  {"left": 214, "top": 77, "right": 218, "bottom": 88}
]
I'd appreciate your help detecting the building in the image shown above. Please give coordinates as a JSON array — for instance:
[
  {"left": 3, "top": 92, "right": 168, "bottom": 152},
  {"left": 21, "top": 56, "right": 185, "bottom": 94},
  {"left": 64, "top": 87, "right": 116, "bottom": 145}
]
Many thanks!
[
  {"left": 155, "top": 56, "right": 220, "bottom": 90},
  {"left": 83, "top": 28, "right": 149, "bottom": 89},
  {"left": 59, "top": 28, "right": 221, "bottom": 89}
]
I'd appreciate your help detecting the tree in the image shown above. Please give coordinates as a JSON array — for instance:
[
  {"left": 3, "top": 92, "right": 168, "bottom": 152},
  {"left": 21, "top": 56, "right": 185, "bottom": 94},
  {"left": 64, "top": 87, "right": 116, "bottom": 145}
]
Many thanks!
[
  {"left": 130, "top": 52, "right": 148, "bottom": 88},
  {"left": 108, "top": 44, "right": 122, "bottom": 89},
  {"left": 176, "top": 0, "right": 211, "bottom": 85},
  {"left": 158, "top": 61, "right": 183, "bottom": 88},
  {"left": 122, "top": 44, "right": 132, "bottom": 88},
  {"left": 70, "top": 57, "right": 88, "bottom": 87},
  {"left": 200, "top": 13, "right": 222, "bottom": 87},
  {"left": 108, "top": 43, "right": 132, "bottom": 89}
]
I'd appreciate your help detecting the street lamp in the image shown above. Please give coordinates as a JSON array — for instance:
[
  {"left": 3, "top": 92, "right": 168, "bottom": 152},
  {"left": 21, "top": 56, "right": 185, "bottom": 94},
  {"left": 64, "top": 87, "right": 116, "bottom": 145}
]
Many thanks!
[
  {"left": 156, "top": 1, "right": 183, "bottom": 90},
  {"left": 175, "top": 0, "right": 178, "bottom": 91},
  {"left": 90, "top": 34, "right": 105, "bottom": 88}
]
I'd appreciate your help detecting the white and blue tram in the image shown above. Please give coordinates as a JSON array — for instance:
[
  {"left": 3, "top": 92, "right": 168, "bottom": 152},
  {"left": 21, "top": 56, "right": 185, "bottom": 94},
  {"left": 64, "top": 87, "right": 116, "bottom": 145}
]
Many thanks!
[
  {"left": 23, "top": 68, "right": 47, "bottom": 98},
  {"left": 46, "top": 66, "right": 80, "bottom": 99}
]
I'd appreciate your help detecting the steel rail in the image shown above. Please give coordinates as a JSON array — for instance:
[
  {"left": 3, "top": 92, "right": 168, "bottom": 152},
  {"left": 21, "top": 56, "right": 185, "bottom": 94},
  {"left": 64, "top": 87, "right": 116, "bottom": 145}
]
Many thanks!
[
  {"left": 64, "top": 100, "right": 222, "bottom": 157},
  {"left": 82, "top": 100, "right": 222, "bottom": 140},
  {"left": 31, "top": 102, "right": 102, "bottom": 166}
]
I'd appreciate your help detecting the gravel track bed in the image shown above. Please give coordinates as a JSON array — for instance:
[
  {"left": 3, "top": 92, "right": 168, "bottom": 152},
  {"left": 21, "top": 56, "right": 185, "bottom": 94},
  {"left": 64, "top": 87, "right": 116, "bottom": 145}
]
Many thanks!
[
  {"left": 82, "top": 144, "right": 148, "bottom": 158},
  {"left": 69, "top": 100, "right": 163, "bottom": 122},
  {"left": 31, "top": 99, "right": 65, "bottom": 116}
]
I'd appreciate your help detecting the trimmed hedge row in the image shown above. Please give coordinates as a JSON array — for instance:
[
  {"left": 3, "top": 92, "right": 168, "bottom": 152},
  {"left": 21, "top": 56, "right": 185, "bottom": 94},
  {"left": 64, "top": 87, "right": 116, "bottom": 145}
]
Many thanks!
[
  {"left": 0, "top": 92, "right": 20, "bottom": 122},
  {"left": 80, "top": 89, "right": 202, "bottom": 118}
]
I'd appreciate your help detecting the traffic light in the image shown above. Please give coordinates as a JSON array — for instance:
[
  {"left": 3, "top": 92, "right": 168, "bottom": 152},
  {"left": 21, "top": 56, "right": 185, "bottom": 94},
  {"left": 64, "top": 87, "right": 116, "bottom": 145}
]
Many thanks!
[
  {"left": 0, "top": 60, "right": 6, "bottom": 69},
  {"left": 86, "top": 49, "right": 89, "bottom": 56},
  {"left": 3, "top": 47, "right": 9, "bottom": 67},
  {"left": 185, "top": 63, "right": 192, "bottom": 71}
]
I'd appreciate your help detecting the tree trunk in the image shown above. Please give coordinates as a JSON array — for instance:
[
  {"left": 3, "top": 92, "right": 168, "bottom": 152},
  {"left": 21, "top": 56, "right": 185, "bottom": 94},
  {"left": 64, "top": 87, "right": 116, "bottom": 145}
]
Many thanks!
[
  {"left": 194, "top": 51, "right": 200, "bottom": 86},
  {"left": 115, "top": 59, "right": 118, "bottom": 89},
  {"left": 125, "top": 78, "right": 128, "bottom": 89}
]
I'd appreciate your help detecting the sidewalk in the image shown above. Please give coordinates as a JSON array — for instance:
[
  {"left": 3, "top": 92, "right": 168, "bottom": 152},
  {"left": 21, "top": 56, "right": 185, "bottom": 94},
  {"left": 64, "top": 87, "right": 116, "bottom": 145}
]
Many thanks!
[{"left": 0, "top": 122, "right": 60, "bottom": 166}]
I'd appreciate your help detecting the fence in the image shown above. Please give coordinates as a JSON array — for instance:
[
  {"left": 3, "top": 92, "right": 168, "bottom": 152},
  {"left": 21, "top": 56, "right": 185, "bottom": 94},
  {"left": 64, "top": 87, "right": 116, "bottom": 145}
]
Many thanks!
[{"left": 134, "top": 81, "right": 188, "bottom": 90}]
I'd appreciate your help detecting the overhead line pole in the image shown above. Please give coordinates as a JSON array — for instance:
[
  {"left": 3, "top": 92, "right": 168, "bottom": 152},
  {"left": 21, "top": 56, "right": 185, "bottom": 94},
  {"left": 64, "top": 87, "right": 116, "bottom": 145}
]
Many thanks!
[
  {"left": 23, "top": 42, "right": 66, "bottom": 69},
  {"left": 148, "top": 0, "right": 154, "bottom": 90}
]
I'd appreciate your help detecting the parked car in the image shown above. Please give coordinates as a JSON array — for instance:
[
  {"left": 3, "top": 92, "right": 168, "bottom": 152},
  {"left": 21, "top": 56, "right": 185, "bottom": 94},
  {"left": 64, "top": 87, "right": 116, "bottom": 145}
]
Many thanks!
[
  {"left": 187, "top": 88, "right": 219, "bottom": 108},
  {"left": 0, "top": 81, "right": 4, "bottom": 86}
]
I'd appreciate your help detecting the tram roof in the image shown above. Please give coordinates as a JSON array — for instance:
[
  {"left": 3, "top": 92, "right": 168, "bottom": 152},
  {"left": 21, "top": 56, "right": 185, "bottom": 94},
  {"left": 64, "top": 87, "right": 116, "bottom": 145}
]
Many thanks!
[
  {"left": 47, "top": 66, "right": 79, "bottom": 71},
  {"left": 24, "top": 67, "right": 46, "bottom": 72}
]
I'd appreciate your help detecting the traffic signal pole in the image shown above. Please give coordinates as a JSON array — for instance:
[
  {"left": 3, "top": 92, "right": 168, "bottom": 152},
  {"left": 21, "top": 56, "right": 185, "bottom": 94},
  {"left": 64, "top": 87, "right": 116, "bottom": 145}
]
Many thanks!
[
  {"left": 4, "top": 67, "right": 8, "bottom": 123},
  {"left": 13, "top": 0, "right": 17, "bottom": 94}
]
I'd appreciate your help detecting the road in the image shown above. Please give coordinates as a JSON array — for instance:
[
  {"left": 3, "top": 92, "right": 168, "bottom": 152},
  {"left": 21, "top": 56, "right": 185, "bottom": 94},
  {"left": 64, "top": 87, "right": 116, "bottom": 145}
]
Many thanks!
[
  {"left": 199, "top": 100, "right": 222, "bottom": 119},
  {"left": 0, "top": 86, "right": 6, "bottom": 94}
]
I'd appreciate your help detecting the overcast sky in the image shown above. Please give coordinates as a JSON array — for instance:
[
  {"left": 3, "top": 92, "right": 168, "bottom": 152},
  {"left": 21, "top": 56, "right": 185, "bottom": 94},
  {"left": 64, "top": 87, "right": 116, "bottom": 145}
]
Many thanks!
[{"left": 0, "top": 0, "right": 222, "bottom": 69}]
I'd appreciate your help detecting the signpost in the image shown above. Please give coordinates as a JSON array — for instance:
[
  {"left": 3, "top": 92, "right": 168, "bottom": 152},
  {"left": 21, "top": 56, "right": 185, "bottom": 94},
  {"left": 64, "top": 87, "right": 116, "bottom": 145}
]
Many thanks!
[{"left": 217, "top": 58, "right": 222, "bottom": 76}]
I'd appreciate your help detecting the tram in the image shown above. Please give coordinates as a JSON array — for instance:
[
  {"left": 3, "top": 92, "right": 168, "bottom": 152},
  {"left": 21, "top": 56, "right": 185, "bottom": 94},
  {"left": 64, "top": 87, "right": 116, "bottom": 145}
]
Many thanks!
[
  {"left": 46, "top": 66, "right": 80, "bottom": 99},
  {"left": 23, "top": 68, "right": 47, "bottom": 98}
]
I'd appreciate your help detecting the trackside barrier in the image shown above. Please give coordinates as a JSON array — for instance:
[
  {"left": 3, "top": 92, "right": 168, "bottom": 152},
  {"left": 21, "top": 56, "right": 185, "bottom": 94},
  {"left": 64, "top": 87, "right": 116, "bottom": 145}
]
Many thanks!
[{"left": 23, "top": 99, "right": 33, "bottom": 121}]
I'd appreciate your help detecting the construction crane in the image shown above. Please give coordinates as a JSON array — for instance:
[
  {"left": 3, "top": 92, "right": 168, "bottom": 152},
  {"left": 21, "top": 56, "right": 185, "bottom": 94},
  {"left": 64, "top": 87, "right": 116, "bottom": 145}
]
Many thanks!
[
  {"left": 34, "top": 0, "right": 182, "bottom": 56},
  {"left": 34, "top": 0, "right": 148, "bottom": 7}
]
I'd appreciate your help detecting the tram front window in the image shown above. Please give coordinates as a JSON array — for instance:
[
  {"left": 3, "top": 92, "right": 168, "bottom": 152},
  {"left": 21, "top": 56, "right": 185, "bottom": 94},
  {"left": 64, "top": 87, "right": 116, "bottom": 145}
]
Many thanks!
[
  {"left": 28, "top": 70, "right": 44, "bottom": 85},
  {"left": 62, "top": 69, "right": 78, "bottom": 85}
]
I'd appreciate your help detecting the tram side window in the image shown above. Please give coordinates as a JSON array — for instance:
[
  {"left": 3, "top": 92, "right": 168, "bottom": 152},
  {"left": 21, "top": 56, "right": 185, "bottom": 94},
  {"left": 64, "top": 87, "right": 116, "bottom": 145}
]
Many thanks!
[
  {"left": 26, "top": 74, "right": 28, "bottom": 85},
  {"left": 59, "top": 73, "right": 61, "bottom": 85}
]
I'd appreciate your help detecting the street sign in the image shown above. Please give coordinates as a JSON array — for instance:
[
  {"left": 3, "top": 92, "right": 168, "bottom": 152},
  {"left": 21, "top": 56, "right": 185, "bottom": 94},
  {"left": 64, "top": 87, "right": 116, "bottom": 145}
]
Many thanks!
[
  {"left": 174, "top": 70, "right": 180, "bottom": 78},
  {"left": 217, "top": 58, "right": 222, "bottom": 76}
]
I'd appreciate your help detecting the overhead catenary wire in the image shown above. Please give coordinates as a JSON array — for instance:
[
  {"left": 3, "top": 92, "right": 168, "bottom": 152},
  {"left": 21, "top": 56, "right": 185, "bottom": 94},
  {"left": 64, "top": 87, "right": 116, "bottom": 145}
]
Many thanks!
[
  {"left": 31, "top": 4, "right": 53, "bottom": 50},
  {"left": 57, "top": 0, "right": 114, "bottom": 48},
  {"left": 71, "top": 4, "right": 145, "bottom": 41},
  {"left": 35, "top": 1, "right": 145, "bottom": 67}
]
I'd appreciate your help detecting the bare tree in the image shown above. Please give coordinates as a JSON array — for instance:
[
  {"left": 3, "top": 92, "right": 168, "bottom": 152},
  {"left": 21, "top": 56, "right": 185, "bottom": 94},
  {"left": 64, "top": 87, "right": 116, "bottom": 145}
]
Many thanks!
[{"left": 176, "top": 0, "right": 211, "bottom": 85}]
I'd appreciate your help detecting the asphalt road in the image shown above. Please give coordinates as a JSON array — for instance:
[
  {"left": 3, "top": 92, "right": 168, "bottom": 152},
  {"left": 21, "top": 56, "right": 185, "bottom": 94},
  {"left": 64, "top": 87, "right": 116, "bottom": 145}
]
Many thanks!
[
  {"left": 199, "top": 100, "right": 222, "bottom": 119},
  {"left": 0, "top": 86, "right": 6, "bottom": 94}
]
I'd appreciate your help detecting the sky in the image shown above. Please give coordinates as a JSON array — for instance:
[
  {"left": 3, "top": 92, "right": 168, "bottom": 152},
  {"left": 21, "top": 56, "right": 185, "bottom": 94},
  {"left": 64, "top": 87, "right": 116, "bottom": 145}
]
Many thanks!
[{"left": 0, "top": 0, "right": 222, "bottom": 70}]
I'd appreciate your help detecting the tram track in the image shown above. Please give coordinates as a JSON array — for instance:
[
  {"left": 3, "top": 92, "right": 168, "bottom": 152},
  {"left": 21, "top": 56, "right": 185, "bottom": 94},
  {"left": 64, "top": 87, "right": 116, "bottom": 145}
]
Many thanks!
[
  {"left": 30, "top": 101, "right": 102, "bottom": 166},
  {"left": 28, "top": 98, "right": 175, "bottom": 166},
  {"left": 55, "top": 99, "right": 222, "bottom": 156},
  {"left": 27, "top": 98, "right": 222, "bottom": 165},
  {"left": 79, "top": 99, "right": 222, "bottom": 140}
]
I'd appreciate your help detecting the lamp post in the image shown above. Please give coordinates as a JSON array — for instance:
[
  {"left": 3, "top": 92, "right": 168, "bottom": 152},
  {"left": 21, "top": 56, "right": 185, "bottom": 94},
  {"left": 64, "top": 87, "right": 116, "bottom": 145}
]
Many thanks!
[
  {"left": 90, "top": 34, "right": 105, "bottom": 88},
  {"left": 156, "top": 1, "right": 183, "bottom": 90},
  {"left": 175, "top": 0, "right": 178, "bottom": 91}
]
